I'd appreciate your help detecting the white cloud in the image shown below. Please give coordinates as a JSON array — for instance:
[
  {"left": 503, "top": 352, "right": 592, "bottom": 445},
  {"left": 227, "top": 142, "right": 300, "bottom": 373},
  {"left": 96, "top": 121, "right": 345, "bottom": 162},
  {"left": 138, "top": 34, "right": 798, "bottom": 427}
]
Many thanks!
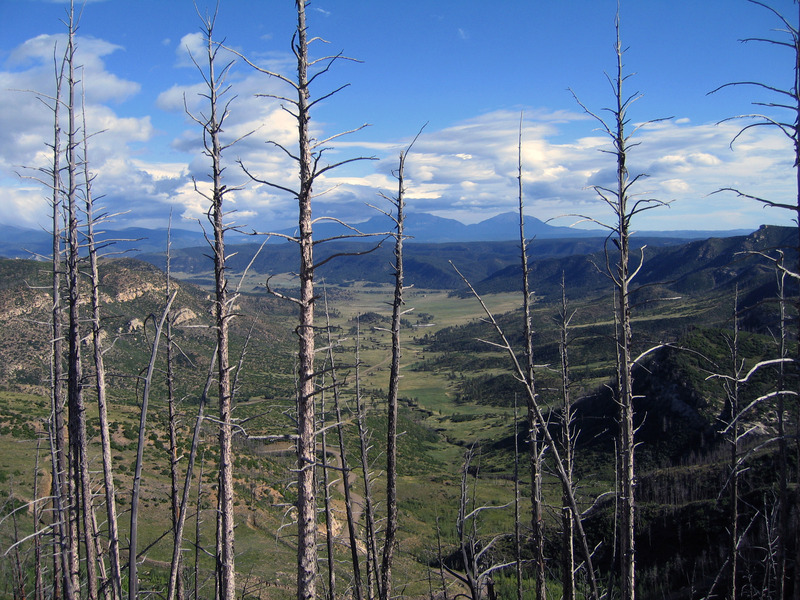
[
  {"left": 2, "top": 24, "right": 797, "bottom": 236},
  {"left": 175, "top": 32, "right": 206, "bottom": 68}
]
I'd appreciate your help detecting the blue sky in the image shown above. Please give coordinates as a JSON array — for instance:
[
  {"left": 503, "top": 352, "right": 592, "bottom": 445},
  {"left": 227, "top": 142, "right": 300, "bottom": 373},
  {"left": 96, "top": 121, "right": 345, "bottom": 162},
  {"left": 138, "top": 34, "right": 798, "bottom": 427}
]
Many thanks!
[{"left": 0, "top": 0, "right": 798, "bottom": 233}]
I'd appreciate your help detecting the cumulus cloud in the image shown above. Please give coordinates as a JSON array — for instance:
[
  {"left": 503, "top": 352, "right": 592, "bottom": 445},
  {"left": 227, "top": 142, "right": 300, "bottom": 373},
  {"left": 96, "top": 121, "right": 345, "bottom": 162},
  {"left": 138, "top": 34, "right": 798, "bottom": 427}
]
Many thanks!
[
  {"left": 2, "top": 26, "right": 796, "bottom": 235},
  {"left": 0, "top": 33, "right": 158, "bottom": 227}
]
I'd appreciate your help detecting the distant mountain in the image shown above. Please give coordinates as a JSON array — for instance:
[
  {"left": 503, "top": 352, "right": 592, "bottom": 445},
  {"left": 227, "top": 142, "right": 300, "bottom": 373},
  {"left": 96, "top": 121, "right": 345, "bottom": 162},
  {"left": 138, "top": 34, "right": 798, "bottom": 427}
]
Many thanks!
[
  {"left": 0, "top": 213, "right": 754, "bottom": 260},
  {"left": 274, "top": 211, "right": 753, "bottom": 243}
]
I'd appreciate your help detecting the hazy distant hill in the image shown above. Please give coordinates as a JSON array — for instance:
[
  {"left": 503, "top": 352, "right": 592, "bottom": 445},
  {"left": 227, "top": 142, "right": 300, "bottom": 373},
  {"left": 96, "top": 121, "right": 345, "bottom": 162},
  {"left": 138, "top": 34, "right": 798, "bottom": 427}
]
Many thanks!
[
  {"left": 137, "top": 235, "right": 703, "bottom": 291},
  {"left": 0, "top": 212, "right": 753, "bottom": 260}
]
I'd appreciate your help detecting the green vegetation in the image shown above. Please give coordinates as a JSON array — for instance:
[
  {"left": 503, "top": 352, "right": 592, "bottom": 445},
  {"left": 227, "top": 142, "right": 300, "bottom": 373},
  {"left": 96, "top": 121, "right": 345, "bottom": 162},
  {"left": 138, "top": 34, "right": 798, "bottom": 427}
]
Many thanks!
[{"left": 0, "top": 223, "right": 797, "bottom": 599}]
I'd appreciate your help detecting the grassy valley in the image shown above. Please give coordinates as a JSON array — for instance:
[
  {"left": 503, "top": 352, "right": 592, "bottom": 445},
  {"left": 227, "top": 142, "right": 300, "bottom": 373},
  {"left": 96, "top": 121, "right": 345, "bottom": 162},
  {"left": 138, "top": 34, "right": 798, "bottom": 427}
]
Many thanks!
[{"left": 0, "top": 225, "right": 797, "bottom": 599}]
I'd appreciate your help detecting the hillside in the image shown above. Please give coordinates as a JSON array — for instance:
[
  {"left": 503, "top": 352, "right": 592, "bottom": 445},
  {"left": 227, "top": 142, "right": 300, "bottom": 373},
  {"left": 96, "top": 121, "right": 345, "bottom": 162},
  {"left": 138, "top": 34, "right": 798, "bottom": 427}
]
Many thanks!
[
  {"left": 0, "top": 225, "right": 797, "bottom": 600},
  {"left": 0, "top": 257, "right": 297, "bottom": 397},
  {"left": 135, "top": 230, "right": 761, "bottom": 293}
]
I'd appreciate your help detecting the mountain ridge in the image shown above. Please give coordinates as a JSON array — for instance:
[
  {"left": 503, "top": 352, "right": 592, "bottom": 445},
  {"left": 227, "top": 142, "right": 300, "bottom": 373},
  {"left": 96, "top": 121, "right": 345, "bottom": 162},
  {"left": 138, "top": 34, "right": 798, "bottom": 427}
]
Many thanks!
[{"left": 0, "top": 212, "right": 754, "bottom": 260}]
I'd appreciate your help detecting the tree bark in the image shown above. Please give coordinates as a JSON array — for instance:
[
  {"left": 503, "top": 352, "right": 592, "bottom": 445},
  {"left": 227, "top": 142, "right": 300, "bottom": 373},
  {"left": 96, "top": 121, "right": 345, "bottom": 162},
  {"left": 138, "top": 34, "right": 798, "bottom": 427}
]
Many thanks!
[
  {"left": 47, "top": 39, "right": 72, "bottom": 600},
  {"left": 355, "top": 319, "right": 380, "bottom": 600},
  {"left": 324, "top": 294, "right": 364, "bottom": 600},
  {"left": 64, "top": 7, "right": 98, "bottom": 597},
  {"left": 558, "top": 275, "right": 576, "bottom": 600},
  {"left": 82, "top": 79, "right": 122, "bottom": 600},
  {"left": 128, "top": 293, "right": 176, "bottom": 600},
  {"left": 294, "top": 4, "right": 318, "bottom": 598},
  {"left": 380, "top": 140, "right": 412, "bottom": 600},
  {"left": 516, "top": 114, "right": 546, "bottom": 600}
]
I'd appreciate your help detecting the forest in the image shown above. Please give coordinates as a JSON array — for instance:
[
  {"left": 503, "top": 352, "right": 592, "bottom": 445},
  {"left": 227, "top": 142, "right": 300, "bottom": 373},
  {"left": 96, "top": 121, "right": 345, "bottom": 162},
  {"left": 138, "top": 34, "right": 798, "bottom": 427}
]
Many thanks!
[{"left": 0, "top": 1, "right": 799, "bottom": 600}]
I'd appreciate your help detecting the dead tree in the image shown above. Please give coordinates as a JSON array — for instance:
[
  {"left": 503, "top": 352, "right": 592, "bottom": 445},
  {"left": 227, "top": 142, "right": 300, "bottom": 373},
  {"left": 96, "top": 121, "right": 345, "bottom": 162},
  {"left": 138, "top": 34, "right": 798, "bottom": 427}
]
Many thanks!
[
  {"left": 568, "top": 9, "right": 670, "bottom": 599},
  {"left": 451, "top": 264, "right": 600, "bottom": 600},
  {"left": 164, "top": 218, "right": 184, "bottom": 600},
  {"left": 371, "top": 127, "right": 423, "bottom": 600},
  {"left": 355, "top": 317, "right": 381, "bottom": 600},
  {"left": 557, "top": 274, "right": 577, "bottom": 600},
  {"left": 62, "top": 5, "right": 99, "bottom": 597},
  {"left": 128, "top": 292, "right": 177, "bottom": 600},
  {"left": 36, "top": 39, "right": 72, "bottom": 600},
  {"left": 233, "top": 3, "right": 371, "bottom": 597},
  {"left": 323, "top": 291, "right": 364, "bottom": 600},
  {"left": 441, "top": 446, "right": 514, "bottom": 600},
  {"left": 182, "top": 7, "right": 244, "bottom": 599},
  {"left": 80, "top": 78, "right": 122, "bottom": 600},
  {"left": 515, "top": 113, "right": 546, "bottom": 600},
  {"left": 710, "top": 4, "right": 800, "bottom": 595}
]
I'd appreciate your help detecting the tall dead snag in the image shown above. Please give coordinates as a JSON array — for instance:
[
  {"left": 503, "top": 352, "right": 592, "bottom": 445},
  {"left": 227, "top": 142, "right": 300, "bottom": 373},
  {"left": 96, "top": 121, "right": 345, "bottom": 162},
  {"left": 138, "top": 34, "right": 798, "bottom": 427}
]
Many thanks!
[
  {"left": 373, "top": 127, "right": 423, "bottom": 600},
  {"left": 354, "top": 318, "right": 380, "bottom": 600},
  {"left": 323, "top": 291, "right": 364, "bottom": 600},
  {"left": 710, "top": 4, "right": 800, "bottom": 595},
  {"left": 724, "top": 293, "right": 743, "bottom": 600},
  {"left": 80, "top": 78, "right": 122, "bottom": 600},
  {"left": 556, "top": 275, "right": 577, "bottom": 600},
  {"left": 63, "top": 4, "right": 99, "bottom": 597},
  {"left": 128, "top": 292, "right": 177, "bottom": 600},
  {"left": 293, "top": 8, "right": 318, "bottom": 592},
  {"left": 451, "top": 264, "right": 600, "bottom": 600},
  {"left": 569, "top": 10, "right": 670, "bottom": 599},
  {"left": 41, "top": 42, "right": 72, "bottom": 600},
  {"left": 183, "top": 8, "right": 242, "bottom": 599},
  {"left": 164, "top": 218, "right": 184, "bottom": 600},
  {"left": 515, "top": 113, "right": 546, "bottom": 600},
  {"left": 234, "top": 3, "right": 370, "bottom": 597}
]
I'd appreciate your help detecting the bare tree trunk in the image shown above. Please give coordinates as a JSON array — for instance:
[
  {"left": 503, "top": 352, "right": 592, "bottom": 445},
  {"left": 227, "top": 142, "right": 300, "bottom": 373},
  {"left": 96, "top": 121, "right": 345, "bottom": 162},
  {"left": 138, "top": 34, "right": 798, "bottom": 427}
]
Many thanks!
[
  {"left": 610, "top": 30, "right": 637, "bottom": 599},
  {"left": 558, "top": 275, "right": 576, "bottom": 600},
  {"left": 516, "top": 114, "right": 546, "bottom": 600},
  {"left": 323, "top": 293, "right": 364, "bottom": 600},
  {"left": 128, "top": 293, "right": 177, "bottom": 600},
  {"left": 294, "top": 4, "right": 318, "bottom": 595},
  {"left": 64, "top": 7, "right": 98, "bottom": 597},
  {"left": 206, "top": 34, "right": 236, "bottom": 600},
  {"left": 180, "top": 8, "right": 242, "bottom": 597},
  {"left": 379, "top": 129, "right": 421, "bottom": 600},
  {"left": 320, "top": 382, "right": 337, "bottom": 600},
  {"left": 235, "top": 5, "right": 370, "bottom": 596},
  {"left": 569, "top": 8, "right": 670, "bottom": 596},
  {"left": 167, "top": 347, "right": 216, "bottom": 600},
  {"left": 355, "top": 319, "right": 380, "bottom": 600},
  {"left": 81, "top": 77, "right": 122, "bottom": 600},
  {"left": 47, "top": 41, "right": 72, "bottom": 600},
  {"left": 165, "top": 220, "right": 184, "bottom": 600}
]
